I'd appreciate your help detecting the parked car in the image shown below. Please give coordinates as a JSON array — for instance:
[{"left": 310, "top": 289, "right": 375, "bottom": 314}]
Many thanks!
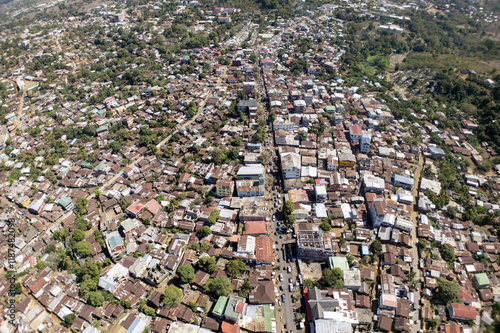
[{"left": 282, "top": 294, "right": 286, "bottom": 303}]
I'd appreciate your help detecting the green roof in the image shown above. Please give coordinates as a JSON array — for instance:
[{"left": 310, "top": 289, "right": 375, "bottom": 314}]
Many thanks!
[
  {"left": 329, "top": 256, "right": 349, "bottom": 271},
  {"left": 82, "top": 161, "right": 91, "bottom": 168},
  {"left": 121, "top": 219, "right": 136, "bottom": 232},
  {"left": 475, "top": 273, "right": 490, "bottom": 286},
  {"left": 263, "top": 305, "right": 273, "bottom": 332},
  {"left": 325, "top": 105, "right": 336, "bottom": 112},
  {"left": 106, "top": 231, "right": 124, "bottom": 250},
  {"left": 58, "top": 197, "right": 72, "bottom": 207},
  {"left": 96, "top": 125, "right": 108, "bottom": 133},
  {"left": 97, "top": 109, "right": 105, "bottom": 115},
  {"left": 213, "top": 296, "right": 228, "bottom": 317}
]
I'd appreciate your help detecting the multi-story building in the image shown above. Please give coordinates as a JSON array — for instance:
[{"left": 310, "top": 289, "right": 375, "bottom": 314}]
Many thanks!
[
  {"left": 297, "top": 230, "right": 333, "bottom": 261},
  {"left": 216, "top": 179, "right": 234, "bottom": 197},
  {"left": 370, "top": 198, "right": 388, "bottom": 228},
  {"left": 360, "top": 132, "right": 371, "bottom": 153},
  {"left": 281, "top": 152, "right": 301, "bottom": 179}
]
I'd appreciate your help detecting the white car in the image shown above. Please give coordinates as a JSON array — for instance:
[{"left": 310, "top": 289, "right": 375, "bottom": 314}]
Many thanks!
[
  {"left": 289, "top": 283, "right": 294, "bottom": 292},
  {"left": 279, "top": 273, "right": 284, "bottom": 282}
]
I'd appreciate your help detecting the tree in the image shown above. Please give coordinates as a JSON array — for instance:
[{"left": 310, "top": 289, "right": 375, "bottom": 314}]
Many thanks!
[
  {"left": 205, "top": 276, "right": 232, "bottom": 297},
  {"left": 440, "top": 243, "right": 456, "bottom": 265},
  {"left": 197, "top": 256, "right": 218, "bottom": 274},
  {"left": 304, "top": 279, "right": 316, "bottom": 289},
  {"left": 378, "top": 122, "right": 388, "bottom": 131},
  {"left": 75, "top": 197, "right": 88, "bottom": 216},
  {"left": 249, "top": 52, "right": 257, "bottom": 63},
  {"left": 226, "top": 259, "right": 246, "bottom": 277},
  {"left": 370, "top": 239, "right": 382, "bottom": 256},
  {"left": 320, "top": 267, "right": 344, "bottom": 289},
  {"left": 298, "top": 130, "right": 307, "bottom": 141},
  {"left": 210, "top": 148, "right": 226, "bottom": 164},
  {"left": 63, "top": 314, "right": 76, "bottom": 328},
  {"left": 178, "top": 264, "right": 195, "bottom": 284},
  {"left": 199, "top": 226, "right": 212, "bottom": 238},
  {"left": 88, "top": 291, "right": 104, "bottom": 307},
  {"left": 287, "top": 215, "right": 296, "bottom": 225},
  {"left": 269, "top": 111, "right": 277, "bottom": 123},
  {"left": 438, "top": 279, "right": 459, "bottom": 305},
  {"left": 75, "top": 241, "right": 92, "bottom": 257},
  {"left": 207, "top": 210, "right": 220, "bottom": 225},
  {"left": 320, "top": 218, "right": 331, "bottom": 232},
  {"left": 429, "top": 318, "right": 441, "bottom": 329},
  {"left": 284, "top": 200, "right": 295, "bottom": 215},
  {"left": 72, "top": 228, "right": 86, "bottom": 242},
  {"left": 163, "top": 286, "right": 182, "bottom": 307}
]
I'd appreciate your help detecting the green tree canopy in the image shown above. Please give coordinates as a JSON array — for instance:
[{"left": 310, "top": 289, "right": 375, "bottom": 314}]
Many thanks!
[
  {"left": 163, "top": 286, "right": 183, "bottom": 307},
  {"left": 197, "top": 256, "right": 218, "bottom": 274},
  {"left": 440, "top": 243, "right": 456, "bottom": 265},
  {"left": 199, "top": 226, "right": 212, "bottom": 238},
  {"left": 320, "top": 218, "right": 331, "bottom": 232},
  {"left": 226, "top": 259, "right": 246, "bottom": 277},
  {"left": 178, "top": 264, "right": 195, "bottom": 284},
  {"left": 284, "top": 200, "right": 295, "bottom": 215},
  {"left": 75, "top": 241, "right": 92, "bottom": 257},
  {"left": 370, "top": 239, "right": 382, "bottom": 256},
  {"left": 438, "top": 279, "right": 459, "bottom": 305},
  {"left": 205, "top": 276, "right": 232, "bottom": 297},
  {"left": 320, "top": 267, "right": 344, "bottom": 289},
  {"left": 88, "top": 291, "right": 104, "bottom": 307}
]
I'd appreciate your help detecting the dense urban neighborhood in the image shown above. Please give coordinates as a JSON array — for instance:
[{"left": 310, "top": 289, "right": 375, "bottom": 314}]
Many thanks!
[{"left": 0, "top": 0, "right": 499, "bottom": 333}]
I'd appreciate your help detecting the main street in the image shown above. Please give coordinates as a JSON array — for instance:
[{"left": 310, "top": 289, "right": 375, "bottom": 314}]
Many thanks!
[{"left": 252, "top": 34, "right": 304, "bottom": 332}]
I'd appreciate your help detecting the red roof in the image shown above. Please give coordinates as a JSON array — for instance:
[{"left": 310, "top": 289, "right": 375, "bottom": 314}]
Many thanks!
[
  {"left": 221, "top": 321, "right": 240, "bottom": 333},
  {"left": 351, "top": 124, "right": 362, "bottom": 135},
  {"left": 255, "top": 236, "right": 273, "bottom": 263},
  {"left": 127, "top": 202, "right": 144, "bottom": 216},
  {"left": 243, "top": 221, "right": 268, "bottom": 235},
  {"left": 144, "top": 199, "right": 161, "bottom": 215},
  {"left": 235, "top": 302, "right": 245, "bottom": 314},
  {"left": 450, "top": 303, "right": 476, "bottom": 320}
]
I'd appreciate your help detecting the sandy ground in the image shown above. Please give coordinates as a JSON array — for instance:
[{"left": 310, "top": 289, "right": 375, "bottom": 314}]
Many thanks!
[{"left": 299, "top": 262, "right": 323, "bottom": 281}]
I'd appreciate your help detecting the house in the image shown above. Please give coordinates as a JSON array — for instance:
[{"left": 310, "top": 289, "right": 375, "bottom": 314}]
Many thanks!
[
  {"left": 224, "top": 296, "right": 246, "bottom": 322},
  {"left": 126, "top": 202, "right": 144, "bottom": 218},
  {"left": 249, "top": 281, "right": 275, "bottom": 304},
  {"left": 58, "top": 197, "right": 74, "bottom": 210},
  {"left": 105, "top": 231, "right": 125, "bottom": 260},
  {"left": 360, "top": 133, "right": 371, "bottom": 153},
  {"left": 216, "top": 179, "right": 234, "bottom": 197},
  {"left": 338, "top": 152, "right": 356, "bottom": 168},
  {"left": 370, "top": 198, "right": 388, "bottom": 228},
  {"left": 218, "top": 16, "right": 232, "bottom": 23},
  {"left": 473, "top": 273, "right": 490, "bottom": 289},
  {"left": 315, "top": 185, "right": 327, "bottom": 202},
  {"left": 237, "top": 100, "right": 258, "bottom": 114},
  {"left": 327, "top": 156, "right": 339, "bottom": 171},
  {"left": 281, "top": 152, "right": 301, "bottom": 179},
  {"left": 297, "top": 230, "right": 333, "bottom": 261},
  {"left": 448, "top": 303, "right": 476, "bottom": 321},
  {"left": 428, "top": 146, "right": 445, "bottom": 160},
  {"left": 393, "top": 174, "right": 415, "bottom": 191},
  {"left": 213, "top": 296, "right": 228, "bottom": 318},
  {"left": 349, "top": 125, "right": 362, "bottom": 141}
]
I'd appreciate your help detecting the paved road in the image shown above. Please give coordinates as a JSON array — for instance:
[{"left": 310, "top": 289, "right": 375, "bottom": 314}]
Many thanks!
[
  {"left": 410, "top": 153, "right": 425, "bottom": 333},
  {"left": 254, "top": 38, "right": 304, "bottom": 332}
]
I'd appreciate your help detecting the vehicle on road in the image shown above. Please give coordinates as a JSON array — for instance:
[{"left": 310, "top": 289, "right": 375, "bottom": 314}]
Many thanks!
[
  {"left": 279, "top": 273, "right": 283, "bottom": 282},
  {"left": 289, "top": 283, "right": 293, "bottom": 292},
  {"left": 287, "top": 266, "right": 291, "bottom": 274},
  {"left": 282, "top": 294, "right": 286, "bottom": 303}
]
